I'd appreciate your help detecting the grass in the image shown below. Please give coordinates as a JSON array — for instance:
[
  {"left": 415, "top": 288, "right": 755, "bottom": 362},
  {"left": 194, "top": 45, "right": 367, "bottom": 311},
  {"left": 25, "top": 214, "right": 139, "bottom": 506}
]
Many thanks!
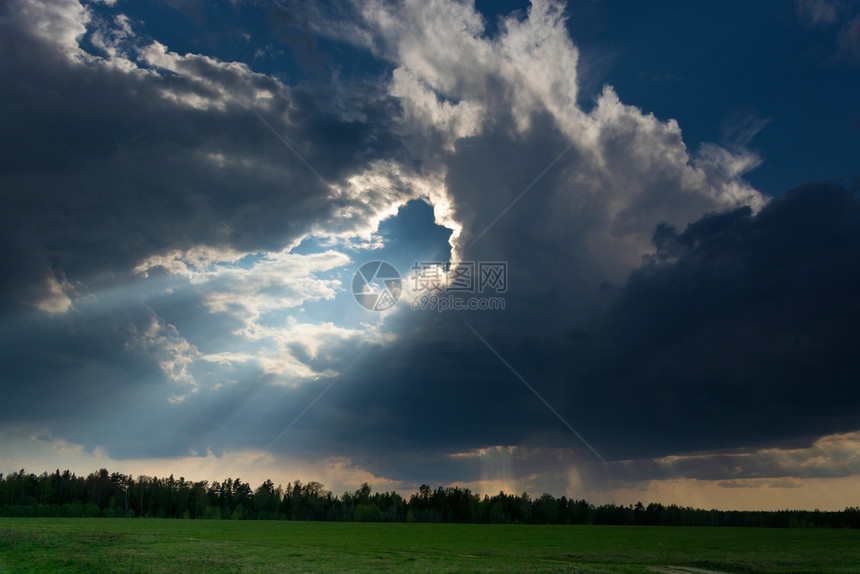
[{"left": 1, "top": 519, "right": 859, "bottom": 573}]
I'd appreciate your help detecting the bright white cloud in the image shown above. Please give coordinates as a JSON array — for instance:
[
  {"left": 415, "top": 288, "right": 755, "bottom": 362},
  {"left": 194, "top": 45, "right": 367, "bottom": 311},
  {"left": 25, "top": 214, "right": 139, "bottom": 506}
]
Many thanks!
[
  {"left": 125, "top": 312, "right": 200, "bottom": 402},
  {"left": 32, "top": 273, "right": 74, "bottom": 314},
  {"left": 134, "top": 246, "right": 253, "bottom": 279},
  {"left": 89, "top": 12, "right": 134, "bottom": 65},
  {"left": 389, "top": 68, "right": 483, "bottom": 150},
  {"left": 139, "top": 41, "right": 282, "bottom": 110},
  {"left": 345, "top": 0, "right": 767, "bottom": 290},
  {"left": 245, "top": 319, "right": 394, "bottom": 383},
  {"left": 14, "top": 0, "right": 91, "bottom": 60},
  {"left": 137, "top": 248, "right": 349, "bottom": 324},
  {"left": 136, "top": 246, "right": 398, "bottom": 385}
]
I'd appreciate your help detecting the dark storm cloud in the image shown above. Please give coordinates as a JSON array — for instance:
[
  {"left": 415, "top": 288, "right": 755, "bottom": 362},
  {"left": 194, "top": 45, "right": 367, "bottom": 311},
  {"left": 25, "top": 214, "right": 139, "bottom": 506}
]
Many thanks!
[
  {"left": 4, "top": 0, "right": 859, "bottom": 502},
  {"left": 149, "top": 0, "right": 853, "bottom": 480},
  {"left": 296, "top": 183, "right": 860, "bottom": 484},
  {"left": 0, "top": 293, "right": 368, "bottom": 461},
  {"left": 615, "top": 432, "right": 860, "bottom": 483},
  {"left": 0, "top": 0, "right": 406, "bottom": 310},
  {"left": 585, "top": 183, "right": 860, "bottom": 458},
  {"left": 0, "top": 304, "right": 179, "bottom": 427},
  {"left": 0, "top": 0, "right": 411, "bottom": 462}
]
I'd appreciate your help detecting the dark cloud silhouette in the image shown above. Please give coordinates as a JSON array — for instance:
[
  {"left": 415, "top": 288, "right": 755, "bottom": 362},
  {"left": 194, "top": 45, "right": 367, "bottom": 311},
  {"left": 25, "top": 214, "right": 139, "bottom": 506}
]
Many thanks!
[
  {"left": 299, "top": 183, "right": 860, "bottom": 483},
  {"left": 2, "top": 0, "right": 860, "bottom": 504},
  {"left": 586, "top": 183, "right": 860, "bottom": 457},
  {"left": 0, "top": 0, "right": 407, "bottom": 311}
]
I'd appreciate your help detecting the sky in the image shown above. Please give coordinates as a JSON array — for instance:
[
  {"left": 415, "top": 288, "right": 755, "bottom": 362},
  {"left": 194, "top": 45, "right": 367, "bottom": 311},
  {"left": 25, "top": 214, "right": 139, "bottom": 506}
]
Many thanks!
[{"left": 1, "top": 0, "right": 859, "bottom": 511}]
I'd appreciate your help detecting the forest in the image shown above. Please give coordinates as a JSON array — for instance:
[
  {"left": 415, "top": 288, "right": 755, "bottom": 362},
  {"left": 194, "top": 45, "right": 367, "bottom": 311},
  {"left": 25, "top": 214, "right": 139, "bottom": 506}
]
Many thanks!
[{"left": 1, "top": 468, "right": 858, "bottom": 528}]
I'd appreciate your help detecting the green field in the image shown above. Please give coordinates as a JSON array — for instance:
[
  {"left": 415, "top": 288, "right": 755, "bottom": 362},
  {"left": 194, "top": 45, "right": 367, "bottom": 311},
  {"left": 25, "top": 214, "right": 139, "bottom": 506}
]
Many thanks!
[{"left": 1, "top": 519, "right": 858, "bottom": 573}]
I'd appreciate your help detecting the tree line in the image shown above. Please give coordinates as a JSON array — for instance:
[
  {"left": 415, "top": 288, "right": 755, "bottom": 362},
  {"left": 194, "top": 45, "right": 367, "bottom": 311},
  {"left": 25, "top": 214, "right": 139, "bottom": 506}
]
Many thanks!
[{"left": 1, "top": 468, "right": 858, "bottom": 528}]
